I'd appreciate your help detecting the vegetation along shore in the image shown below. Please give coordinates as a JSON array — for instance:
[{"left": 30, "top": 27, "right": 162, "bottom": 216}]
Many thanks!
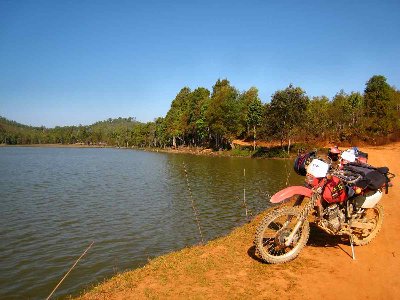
[{"left": 1, "top": 75, "right": 400, "bottom": 152}]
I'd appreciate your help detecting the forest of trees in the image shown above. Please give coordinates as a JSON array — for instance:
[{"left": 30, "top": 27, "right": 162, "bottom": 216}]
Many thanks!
[{"left": 1, "top": 75, "right": 399, "bottom": 149}]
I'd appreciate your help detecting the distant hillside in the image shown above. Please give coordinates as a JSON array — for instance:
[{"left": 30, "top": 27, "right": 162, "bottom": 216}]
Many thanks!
[{"left": 0, "top": 116, "right": 153, "bottom": 147}]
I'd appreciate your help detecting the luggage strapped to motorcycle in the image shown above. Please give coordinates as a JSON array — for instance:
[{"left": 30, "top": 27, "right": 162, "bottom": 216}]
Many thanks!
[{"left": 343, "top": 162, "right": 391, "bottom": 193}]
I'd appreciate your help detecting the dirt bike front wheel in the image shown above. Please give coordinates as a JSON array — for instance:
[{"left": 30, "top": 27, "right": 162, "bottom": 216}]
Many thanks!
[{"left": 254, "top": 206, "right": 310, "bottom": 264}]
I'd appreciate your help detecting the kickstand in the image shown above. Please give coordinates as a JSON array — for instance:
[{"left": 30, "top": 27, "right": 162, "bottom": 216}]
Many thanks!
[{"left": 349, "top": 234, "right": 356, "bottom": 260}]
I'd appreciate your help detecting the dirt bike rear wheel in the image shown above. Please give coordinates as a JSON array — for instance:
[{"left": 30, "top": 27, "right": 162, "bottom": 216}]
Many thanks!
[
  {"left": 254, "top": 206, "right": 310, "bottom": 264},
  {"left": 352, "top": 204, "right": 384, "bottom": 246}
]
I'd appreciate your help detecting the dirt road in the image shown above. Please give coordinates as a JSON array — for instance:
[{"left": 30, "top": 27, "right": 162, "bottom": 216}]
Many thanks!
[
  {"left": 79, "top": 143, "right": 399, "bottom": 300},
  {"left": 295, "top": 143, "right": 400, "bottom": 299}
]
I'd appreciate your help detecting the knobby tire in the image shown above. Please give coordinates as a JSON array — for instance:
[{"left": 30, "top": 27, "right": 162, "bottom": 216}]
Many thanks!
[
  {"left": 352, "top": 204, "right": 384, "bottom": 246},
  {"left": 254, "top": 206, "right": 310, "bottom": 264}
]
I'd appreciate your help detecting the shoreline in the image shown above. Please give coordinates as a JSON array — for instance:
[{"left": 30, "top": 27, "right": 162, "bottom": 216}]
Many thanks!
[
  {"left": 1, "top": 141, "right": 394, "bottom": 160},
  {"left": 76, "top": 142, "right": 400, "bottom": 299},
  {"left": 0, "top": 143, "right": 112, "bottom": 149},
  {"left": 0, "top": 142, "right": 307, "bottom": 159},
  {"left": 0, "top": 143, "right": 266, "bottom": 158},
  {"left": 0, "top": 143, "right": 300, "bottom": 159}
]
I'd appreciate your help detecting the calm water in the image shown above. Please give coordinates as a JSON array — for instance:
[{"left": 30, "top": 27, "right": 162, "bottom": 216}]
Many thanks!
[{"left": 0, "top": 147, "right": 301, "bottom": 299}]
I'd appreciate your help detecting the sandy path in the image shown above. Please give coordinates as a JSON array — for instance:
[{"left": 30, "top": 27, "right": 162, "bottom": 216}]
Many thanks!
[
  {"left": 79, "top": 143, "right": 400, "bottom": 300},
  {"left": 295, "top": 143, "right": 400, "bottom": 299}
]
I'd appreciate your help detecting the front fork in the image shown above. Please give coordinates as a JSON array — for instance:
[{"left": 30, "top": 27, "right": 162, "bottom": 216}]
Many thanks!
[{"left": 284, "top": 193, "right": 318, "bottom": 246}]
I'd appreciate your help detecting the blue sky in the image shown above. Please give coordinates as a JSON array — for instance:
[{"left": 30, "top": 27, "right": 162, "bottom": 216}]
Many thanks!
[{"left": 1, "top": 0, "right": 399, "bottom": 127}]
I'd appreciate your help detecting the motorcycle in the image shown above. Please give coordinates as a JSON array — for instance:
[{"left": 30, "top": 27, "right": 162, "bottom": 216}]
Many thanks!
[{"left": 253, "top": 151, "right": 395, "bottom": 264}]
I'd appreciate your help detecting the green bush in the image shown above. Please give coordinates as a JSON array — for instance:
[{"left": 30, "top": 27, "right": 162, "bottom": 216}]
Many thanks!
[
  {"left": 252, "top": 147, "right": 289, "bottom": 158},
  {"left": 230, "top": 148, "right": 253, "bottom": 157}
]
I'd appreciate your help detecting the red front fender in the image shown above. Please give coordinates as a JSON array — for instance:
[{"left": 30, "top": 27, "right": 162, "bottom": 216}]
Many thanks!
[{"left": 270, "top": 186, "right": 313, "bottom": 203}]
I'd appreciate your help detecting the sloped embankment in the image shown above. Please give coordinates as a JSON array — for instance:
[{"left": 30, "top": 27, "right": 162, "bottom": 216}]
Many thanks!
[{"left": 78, "top": 143, "right": 400, "bottom": 300}]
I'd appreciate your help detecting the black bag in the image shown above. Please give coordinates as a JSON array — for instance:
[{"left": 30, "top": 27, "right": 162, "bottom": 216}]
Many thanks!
[{"left": 344, "top": 162, "right": 388, "bottom": 191}]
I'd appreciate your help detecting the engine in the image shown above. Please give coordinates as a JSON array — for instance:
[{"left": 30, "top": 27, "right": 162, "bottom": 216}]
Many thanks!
[{"left": 322, "top": 204, "right": 346, "bottom": 233}]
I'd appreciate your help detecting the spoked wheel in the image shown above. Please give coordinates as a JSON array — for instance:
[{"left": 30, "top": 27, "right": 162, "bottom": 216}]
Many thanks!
[
  {"left": 352, "top": 204, "right": 384, "bottom": 246},
  {"left": 254, "top": 207, "right": 310, "bottom": 264}
]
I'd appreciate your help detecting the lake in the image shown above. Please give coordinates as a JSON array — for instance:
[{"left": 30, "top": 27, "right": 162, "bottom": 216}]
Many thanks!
[{"left": 0, "top": 147, "right": 302, "bottom": 299}]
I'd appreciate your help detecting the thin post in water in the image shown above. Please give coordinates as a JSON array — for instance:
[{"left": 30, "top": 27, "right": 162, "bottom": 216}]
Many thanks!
[
  {"left": 243, "top": 168, "right": 248, "bottom": 220},
  {"left": 285, "top": 160, "right": 292, "bottom": 187},
  {"left": 46, "top": 241, "right": 94, "bottom": 300},
  {"left": 183, "top": 162, "right": 205, "bottom": 244}
]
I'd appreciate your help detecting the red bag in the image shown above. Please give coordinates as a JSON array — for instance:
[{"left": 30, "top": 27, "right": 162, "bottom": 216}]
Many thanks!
[{"left": 323, "top": 176, "right": 347, "bottom": 203}]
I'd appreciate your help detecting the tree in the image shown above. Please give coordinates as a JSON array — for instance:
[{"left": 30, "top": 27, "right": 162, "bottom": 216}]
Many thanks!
[
  {"left": 164, "top": 87, "right": 191, "bottom": 147},
  {"left": 305, "top": 96, "right": 330, "bottom": 140},
  {"left": 245, "top": 88, "right": 263, "bottom": 150},
  {"left": 347, "top": 92, "right": 364, "bottom": 127},
  {"left": 364, "top": 75, "right": 397, "bottom": 134},
  {"left": 154, "top": 117, "right": 167, "bottom": 148},
  {"left": 364, "top": 75, "right": 391, "bottom": 117},
  {"left": 206, "top": 79, "right": 240, "bottom": 149},
  {"left": 268, "top": 84, "right": 309, "bottom": 152},
  {"left": 188, "top": 87, "right": 210, "bottom": 147}
]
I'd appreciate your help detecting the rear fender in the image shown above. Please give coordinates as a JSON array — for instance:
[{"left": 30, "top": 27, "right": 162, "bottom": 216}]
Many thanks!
[{"left": 270, "top": 186, "right": 313, "bottom": 203}]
